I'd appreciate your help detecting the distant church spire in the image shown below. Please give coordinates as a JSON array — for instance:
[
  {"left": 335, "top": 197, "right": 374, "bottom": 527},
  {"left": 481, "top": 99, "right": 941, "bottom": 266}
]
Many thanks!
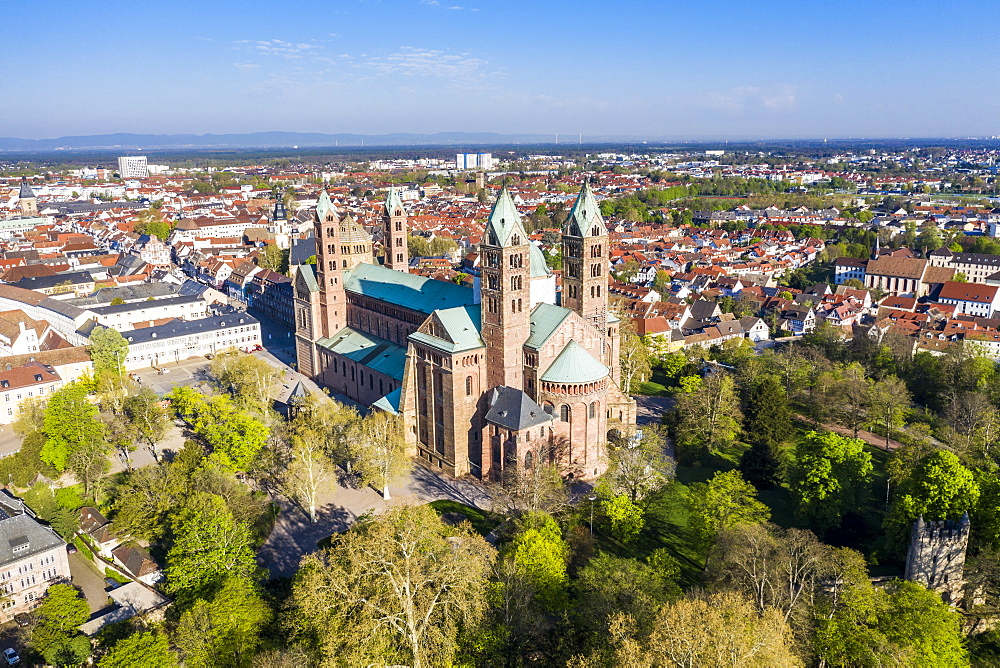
[{"left": 18, "top": 177, "right": 37, "bottom": 217}]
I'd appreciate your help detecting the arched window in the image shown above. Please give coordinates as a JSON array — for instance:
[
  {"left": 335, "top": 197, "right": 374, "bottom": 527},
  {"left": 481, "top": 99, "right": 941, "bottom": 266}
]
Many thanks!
[
  {"left": 589, "top": 402, "right": 597, "bottom": 419},
  {"left": 525, "top": 451, "right": 533, "bottom": 468},
  {"left": 560, "top": 404, "right": 569, "bottom": 422},
  {"left": 466, "top": 376, "right": 473, "bottom": 396}
]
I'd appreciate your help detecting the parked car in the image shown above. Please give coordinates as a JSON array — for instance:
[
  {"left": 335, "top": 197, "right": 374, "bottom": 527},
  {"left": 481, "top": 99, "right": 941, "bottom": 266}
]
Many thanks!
[
  {"left": 4, "top": 647, "right": 19, "bottom": 665},
  {"left": 13, "top": 613, "right": 29, "bottom": 628},
  {"left": 66, "top": 544, "right": 77, "bottom": 554}
]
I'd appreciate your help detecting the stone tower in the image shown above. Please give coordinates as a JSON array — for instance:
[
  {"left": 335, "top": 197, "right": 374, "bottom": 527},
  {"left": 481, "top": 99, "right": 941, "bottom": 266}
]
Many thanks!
[
  {"left": 312, "top": 190, "right": 347, "bottom": 338},
  {"left": 561, "top": 181, "right": 609, "bottom": 332},
  {"left": 905, "top": 513, "right": 970, "bottom": 604},
  {"left": 480, "top": 187, "right": 531, "bottom": 390},
  {"left": 18, "top": 178, "right": 37, "bottom": 217},
  {"left": 383, "top": 187, "right": 409, "bottom": 272}
]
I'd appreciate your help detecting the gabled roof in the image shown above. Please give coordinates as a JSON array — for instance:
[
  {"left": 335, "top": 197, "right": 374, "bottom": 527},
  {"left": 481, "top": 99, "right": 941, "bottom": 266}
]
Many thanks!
[
  {"left": 541, "top": 339, "right": 609, "bottom": 384},
  {"left": 524, "top": 302, "right": 573, "bottom": 350},
  {"left": 409, "top": 304, "right": 483, "bottom": 353},
  {"left": 483, "top": 187, "right": 527, "bottom": 248},
  {"left": 565, "top": 181, "right": 607, "bottom": 238},
  {"left": 344, "top": 263, "right": 474, "bottom": 314},
  {"left": 372, "top": 387, "right": 402, "bottom": 415},
  {"left": 485, "top": 386, "right": 553, "bottom": 431},
  {"left": 317, "top": 326, "right": 406, "bottom": 380},
  {"left": 295, "top": 263, "right": 319, "bottom": 294},
  {"left": 18, "top": 178, "right": 34, "bottom": 200}
]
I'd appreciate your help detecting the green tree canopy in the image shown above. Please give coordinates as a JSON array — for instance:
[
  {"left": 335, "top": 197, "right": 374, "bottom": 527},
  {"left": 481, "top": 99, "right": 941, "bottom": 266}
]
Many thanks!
[
  {"left": 98, "top": 631, "right": 176, "bottom": 668},
  {"left": 42, "top": 381, "right": 105, "bottom": 472},
  {"left": 688, "top": 470, "right": 770, "bottom": 546},
  {"left": 888, "top": 450, "right": 980, "bottom": 537},
  {"left": 791, "top": 430, "right": 873, "bottom": 530}
]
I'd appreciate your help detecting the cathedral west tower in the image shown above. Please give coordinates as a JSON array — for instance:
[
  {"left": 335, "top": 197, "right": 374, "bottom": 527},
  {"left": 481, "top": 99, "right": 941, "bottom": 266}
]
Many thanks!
[
  {"left": 561, "top": 180, "right": 609, "bottom": 332},
  {"left": 313, "top": 190, "right": 347, "bottom": 338},
  {"left": 480, "top": 187, "right": 531, "bottom": 390},
  {"left": 383, "top": 187, "right": 409, "bottom": 272}
]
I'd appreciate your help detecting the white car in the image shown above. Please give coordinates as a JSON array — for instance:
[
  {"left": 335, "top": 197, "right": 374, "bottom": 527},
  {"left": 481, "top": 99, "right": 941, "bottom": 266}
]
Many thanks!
[{"left": 3, "top": 648, "right": 19, "bottom": 665}]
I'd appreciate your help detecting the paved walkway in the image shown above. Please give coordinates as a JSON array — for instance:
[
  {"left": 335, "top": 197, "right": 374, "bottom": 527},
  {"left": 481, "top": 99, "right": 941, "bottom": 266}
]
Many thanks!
[
  {"left": 795, "top": 414, "right": 905, "bottom": 451},
  {"left": 68, "top": 551, "right": 109, "bottom": 615},
  {"left": 257, "top": 464, "right": 491, "bottom": 579},
  {"left": 634, "top": 395, "right": 674, "bottom": 426}
]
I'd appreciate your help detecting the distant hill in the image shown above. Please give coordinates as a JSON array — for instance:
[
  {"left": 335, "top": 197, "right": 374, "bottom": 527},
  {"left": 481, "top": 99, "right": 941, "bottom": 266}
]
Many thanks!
[{"left": 0, "top": 131, "right": 586, "bottom": 151}]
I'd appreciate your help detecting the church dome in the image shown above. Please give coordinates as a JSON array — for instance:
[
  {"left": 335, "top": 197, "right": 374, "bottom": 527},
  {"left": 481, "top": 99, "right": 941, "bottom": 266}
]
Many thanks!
[{"left": 541, "top": 339, "right": 608, "bottom": 384}]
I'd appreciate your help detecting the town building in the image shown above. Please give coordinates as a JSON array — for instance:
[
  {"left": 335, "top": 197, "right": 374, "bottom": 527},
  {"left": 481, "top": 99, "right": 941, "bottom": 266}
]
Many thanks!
[
  {"left": 117, "top": 156, "right": 149, "bottom": 179},
  {"left": 0, "top": 362, "right": 63, "bottom": 424},
  {"left": 937, "top": 281, "right": 1000, "bottom": 318},
  {"left": 294, "top": 185, "right": 635, "bottom": 480},
  {"left": 120, "top": 314, "right": 262, "bottom": 370},
  {"left": 928, "top": 248, "right": 1000, "bottom": 284},
  {"left": 0, "top": 492, "right": 71, "bottom": 622}
]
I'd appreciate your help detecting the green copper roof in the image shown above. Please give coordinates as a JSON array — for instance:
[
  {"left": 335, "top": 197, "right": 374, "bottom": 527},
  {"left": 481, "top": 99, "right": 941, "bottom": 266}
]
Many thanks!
[
  {"left": 344, "top": 263, "right": 475, "bottom": 314},
  {"left": 541, "top": 339, "right": 609, "bottom": 384},
  {"left": 317, "top": 326, "right": 406, "bottom": 380},
  {"left": 529, "top": 243, "right": 550, "bottom": 278},
  {"left": 384, "top": 187, "right": 406, "bottom": 216},
  {"left": 524, "top": 302, "right": 573, "bottom": 350},
  {"left": 372, "top": 387, "right": 402, "bottom": 415},
  {"left": 565, "top": 182, "right": 607, "bottom": 238},
  {"left": 410, "top": 304, "right": 484, "bottom": 353},
  {"left": 484, "top": 186, "right": 527, "bottom": 248},
  {"left": 316, "top": 190, "right": 336, "bottom": 221}
]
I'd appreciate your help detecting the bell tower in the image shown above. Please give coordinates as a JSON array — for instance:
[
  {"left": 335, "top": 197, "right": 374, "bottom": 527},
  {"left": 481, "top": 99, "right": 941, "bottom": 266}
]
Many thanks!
[
  {"left": 562, "top": 181, "right": 609, "bottom": 332},
  {"left": 383, "top": 187, "right": 409, "bottom": 272},
  {"left": 18, "top": 178, "right": 37, "bottom": 217},
  {"left": 313, "top": 190, "right": 347, "bottom": 338},
  {"left": 480, "top": 187, "right": 531, "bottom": 390}
]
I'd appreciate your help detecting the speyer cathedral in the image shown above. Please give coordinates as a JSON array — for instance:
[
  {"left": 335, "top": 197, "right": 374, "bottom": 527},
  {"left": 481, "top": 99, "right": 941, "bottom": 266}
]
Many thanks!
[{"left": 293, "top": 185, "right": 636, "bottom": 480}]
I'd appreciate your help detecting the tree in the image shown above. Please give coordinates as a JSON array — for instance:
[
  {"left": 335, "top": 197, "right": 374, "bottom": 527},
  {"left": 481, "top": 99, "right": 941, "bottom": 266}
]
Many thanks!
[
  {"left": 619, "top": 313, "right": 651, "bottom": 393},
  {"left": 98, "top": 631, "right": 176, "bottom": 668},
  {"left": 687, "top": 470, "right": 770, "bottom": 546},
  {"left": 89, "top": 326, "right": 129, "bottom": 377},
  {"left": 602, "top": 494, "right": 645, "bottom": 542},
  {"left": 574, "top": 551, "right": 680, "bottom": 638},
  {"left": 175, "top": 577, "right": 271, "bottom": 667},
  {"left": 31, "top": 584, "right": 91, "bottom": 659},
  {"left": 165, "top": 493, "right": 257, "bottom": 601},
  {"left": 193, "top": 396, "right": 269, "bottom": 471},
  {"left": 614, "top": 591, "right": 801, "bottom": 667},
  {"left": 867, "top": 375, "right": 911, "bottom": 449},
  {"left": 599, "top": 426, "right": 674, "bottom": 504},
  {"left": 503, "top": 512, "right": 569, "bottom": 610},
  {"left": 739, "top": 374, "right": 792, "bottom": 489},
  {"left": 42, "top": 381, "right": 105, "bottom": 472},
  {"left": 284, "top": 425, "right": 335, "bottom": 522},
  {"left": 292, "top": 505, "right": 494, "bottom": 668},
  {"left": 210, "top": 354, "right": 279, "bottom": 409},
  {"left": 791, "top": 431, "right": 873, "bottom": 531},
  {"left": 887, "top": 450, "right": 980, "bottom": 543},
  {"left": 123, "top": 388, "right": 169, "bottom": 458},
  {"left": 675, "top": 373, "right": 742, "bottom": 457},
  {"left": 815, "top": 577, "right": 968, "bottom": 666},
  {"left": 257, "top": 243, "right": 289, "bottom": 274},
  {"left": 350, "top": 411, "right": 411, "bottom": 500},
  {"left": 831, "top": 362, "right": 871, "bottom": 437}
]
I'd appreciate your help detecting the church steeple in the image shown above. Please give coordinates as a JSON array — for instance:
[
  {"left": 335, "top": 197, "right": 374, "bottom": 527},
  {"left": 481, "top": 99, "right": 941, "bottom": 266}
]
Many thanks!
[
  {"left": 272, "top": 189, "right": 288, "bottom": 221},
  {"left": 18, "top": 177, "right": 37, "bottom": 217},
  {"left": 480, "top": 186, "right": 531, "bottom": 390},
  {"left": 313, "top": 190, "right": 347, "bottom": 337},
  {"left": 383, "top": 187, "right": 409, "bottom": 272},
  {"left": 562, "top": 182, "right": 609, "bottom": 331}
]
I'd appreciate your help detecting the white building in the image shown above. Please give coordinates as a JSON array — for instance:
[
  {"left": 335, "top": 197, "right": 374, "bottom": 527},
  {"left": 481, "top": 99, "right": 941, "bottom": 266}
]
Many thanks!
[
  {"left": 0, "top": 492, "right": 71, "bottom": 622},
  {"left": 117, "top": 156, "right": 149, "bottom": 179},
  {"left": 0, "top": 362, "right": 64, "bottom": 424},
  {"left": 121, "top": 313, "right": 262, "bottom": 369},
  {"left": 456, "top": 153, "right": 494, "bottom": 170},
  {"left": 938, "top": 281, "right": 1000, "bottom": 318},
  {"left": 89, "top": 296, "right": 208, "bottom": 331}
]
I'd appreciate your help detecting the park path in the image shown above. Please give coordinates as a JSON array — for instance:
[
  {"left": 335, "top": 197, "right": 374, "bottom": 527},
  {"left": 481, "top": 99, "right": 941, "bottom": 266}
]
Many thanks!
[
  {"left": 794, "top": 414, "right": 905, "bottom": 452},
  {"left": 256, "top": 464, "right": 491, "bottom": 579}
]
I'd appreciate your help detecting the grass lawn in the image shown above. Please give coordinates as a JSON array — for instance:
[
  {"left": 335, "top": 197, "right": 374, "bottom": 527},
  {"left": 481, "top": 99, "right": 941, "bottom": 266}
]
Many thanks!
[
  {"left": 636, "top": 380, "right": 670, "bottom": 396},
  {"left": 427, "top": 500, "right": 502, "bottom": 537}
]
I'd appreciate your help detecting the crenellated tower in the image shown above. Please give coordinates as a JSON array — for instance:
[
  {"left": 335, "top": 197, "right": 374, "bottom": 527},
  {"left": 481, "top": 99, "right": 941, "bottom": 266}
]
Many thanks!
[
  {"left": 383, "top": 187, "right": 409, "bottom": 272},
  {"left": 480, "top": 187, "right": 531, "bottom": 390},
  {"left": 313, "top": 190, "right": 347, "bottom": 338},
  {"left": 562, "top": 181, "right": 609, "bottom": 332}
]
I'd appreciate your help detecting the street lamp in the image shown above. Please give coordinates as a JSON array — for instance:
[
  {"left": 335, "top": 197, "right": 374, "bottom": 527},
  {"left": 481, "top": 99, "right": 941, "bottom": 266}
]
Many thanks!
[{"left": 588, "top": 495, "right": 598, "bottom": 535}]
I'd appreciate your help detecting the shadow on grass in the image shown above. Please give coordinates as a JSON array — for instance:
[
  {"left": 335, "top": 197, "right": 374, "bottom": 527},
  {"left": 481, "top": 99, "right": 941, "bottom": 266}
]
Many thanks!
[{"left": 426, "top": 499, "right": 502, "bottom": 537}]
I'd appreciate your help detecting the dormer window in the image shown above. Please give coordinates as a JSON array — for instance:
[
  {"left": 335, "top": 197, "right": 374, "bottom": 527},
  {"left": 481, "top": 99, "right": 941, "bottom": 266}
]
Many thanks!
[
  {"left": 33, "top": 375, "right": 41, "bottom": 382},
  {"left": 0, "top": 381, "right": 8, "bottom": 389}
]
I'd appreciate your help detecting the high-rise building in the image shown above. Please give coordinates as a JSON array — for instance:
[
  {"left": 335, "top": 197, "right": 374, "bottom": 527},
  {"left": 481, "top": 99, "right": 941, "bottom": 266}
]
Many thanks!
[
  {"left": 455, "top": 153, "right": 494, "bottom": 170},
  {"left": 293, "top": 186, "right": 636, "bottom": 480},
  {"left": 117, "top": 156, "right": 149, "bottom": 179}
]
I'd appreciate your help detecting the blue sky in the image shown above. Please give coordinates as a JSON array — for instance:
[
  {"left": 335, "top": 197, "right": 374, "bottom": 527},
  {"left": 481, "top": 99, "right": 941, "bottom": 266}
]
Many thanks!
[{"left": 3, "top": 0, "right": 999, "bottom": 139}]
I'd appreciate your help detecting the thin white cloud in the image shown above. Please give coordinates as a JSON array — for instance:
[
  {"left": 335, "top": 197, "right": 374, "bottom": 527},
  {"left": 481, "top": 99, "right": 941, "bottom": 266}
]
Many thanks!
[
  {"left": 233, "top": 62, "right": 259, "bottom": 72},
  {"left": 236, "top": 39, "right": 320, "bottom": 60},
  {"left": 692, "top": 84, "right": 798, "bottom": 114}
]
